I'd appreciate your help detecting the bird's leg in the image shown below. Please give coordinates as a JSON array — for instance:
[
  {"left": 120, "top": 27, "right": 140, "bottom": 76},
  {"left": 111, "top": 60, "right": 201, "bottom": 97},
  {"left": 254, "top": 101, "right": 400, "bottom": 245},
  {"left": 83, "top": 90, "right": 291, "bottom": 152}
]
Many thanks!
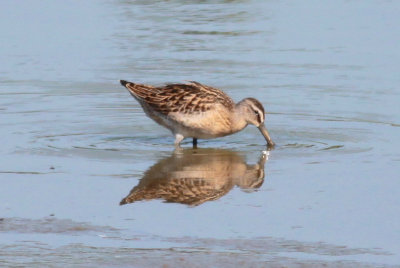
[
  {"left": 192, "top": 138, "right": 198, "bottom": 149},
  {"left": 174, "top": 133, "right": 184, "bottom": 148}
]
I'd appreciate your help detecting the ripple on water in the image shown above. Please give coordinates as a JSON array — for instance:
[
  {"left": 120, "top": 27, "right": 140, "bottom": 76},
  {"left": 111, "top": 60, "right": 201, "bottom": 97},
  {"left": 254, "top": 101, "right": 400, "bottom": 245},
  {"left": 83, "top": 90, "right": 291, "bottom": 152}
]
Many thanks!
[{"left": 0, "top": 217, "right": 119, "bottom": 235}]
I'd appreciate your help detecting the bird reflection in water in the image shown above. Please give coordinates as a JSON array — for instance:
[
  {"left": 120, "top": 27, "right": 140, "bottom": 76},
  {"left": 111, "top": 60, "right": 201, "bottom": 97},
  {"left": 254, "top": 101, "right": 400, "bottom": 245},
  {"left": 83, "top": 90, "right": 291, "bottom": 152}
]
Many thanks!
[{"left": 120, "top": 149, "right": 269, "bottom": 206}]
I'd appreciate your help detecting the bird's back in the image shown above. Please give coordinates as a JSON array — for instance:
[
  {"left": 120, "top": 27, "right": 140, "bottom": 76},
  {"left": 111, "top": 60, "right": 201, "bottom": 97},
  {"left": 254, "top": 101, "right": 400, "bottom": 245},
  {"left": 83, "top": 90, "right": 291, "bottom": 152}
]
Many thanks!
[{"left": 121, "top": 80, "right": 235, "bottom": 115}]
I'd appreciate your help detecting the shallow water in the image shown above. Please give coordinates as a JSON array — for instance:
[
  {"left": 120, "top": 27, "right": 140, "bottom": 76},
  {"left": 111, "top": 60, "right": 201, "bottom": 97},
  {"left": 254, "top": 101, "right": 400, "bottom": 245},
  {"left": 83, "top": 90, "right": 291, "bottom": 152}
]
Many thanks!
[{"left": 1, "top": 0, "right": 400, "bottom": 267}]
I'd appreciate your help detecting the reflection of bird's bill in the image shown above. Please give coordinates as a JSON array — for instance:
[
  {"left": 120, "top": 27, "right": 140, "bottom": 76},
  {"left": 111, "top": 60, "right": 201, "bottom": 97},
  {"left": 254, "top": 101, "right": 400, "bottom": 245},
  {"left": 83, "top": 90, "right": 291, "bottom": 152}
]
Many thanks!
[
  {"left": 261, "top": 150, "right": 269, "bottom": 162},
  {"left": 258, "top": 123, "right": 275, "bottom": 148},
  {"left": 120, "top": 148, "right": 269, "bottom": 206}
]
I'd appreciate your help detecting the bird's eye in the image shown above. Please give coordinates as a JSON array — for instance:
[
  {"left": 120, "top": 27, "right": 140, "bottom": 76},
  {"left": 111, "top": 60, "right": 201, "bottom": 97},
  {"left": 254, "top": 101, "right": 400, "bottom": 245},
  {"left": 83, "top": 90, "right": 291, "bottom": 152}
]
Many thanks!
[{"left": 254, "top": 110, "right": 259, "bottom": 115}]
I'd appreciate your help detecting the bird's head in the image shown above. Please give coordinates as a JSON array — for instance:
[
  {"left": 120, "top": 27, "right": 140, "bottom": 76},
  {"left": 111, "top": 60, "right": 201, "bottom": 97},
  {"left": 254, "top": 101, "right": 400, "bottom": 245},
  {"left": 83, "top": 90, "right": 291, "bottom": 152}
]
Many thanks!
[{"left": 238, "top": 98, "right": 275, "bottom": 148}]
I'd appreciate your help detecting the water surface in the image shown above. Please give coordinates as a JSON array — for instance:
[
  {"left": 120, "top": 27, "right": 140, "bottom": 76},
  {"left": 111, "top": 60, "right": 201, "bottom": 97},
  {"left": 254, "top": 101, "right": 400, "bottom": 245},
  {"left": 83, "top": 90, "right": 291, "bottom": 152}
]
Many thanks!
[{"left": 1, "top": 0, "right": 400, "bottom": 266}]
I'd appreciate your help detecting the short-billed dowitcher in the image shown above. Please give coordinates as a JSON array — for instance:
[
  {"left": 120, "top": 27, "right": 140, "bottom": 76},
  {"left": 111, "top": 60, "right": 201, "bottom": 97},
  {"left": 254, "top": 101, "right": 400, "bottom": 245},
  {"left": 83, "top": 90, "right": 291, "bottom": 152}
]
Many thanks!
[{"left": 120, "top": 80, "right": 274, "bottom": 147}]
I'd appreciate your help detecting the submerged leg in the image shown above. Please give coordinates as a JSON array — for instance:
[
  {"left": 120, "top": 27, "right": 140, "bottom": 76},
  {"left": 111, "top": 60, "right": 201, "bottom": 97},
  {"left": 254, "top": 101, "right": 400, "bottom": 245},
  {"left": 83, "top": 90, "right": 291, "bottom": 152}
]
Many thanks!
[
  {"left": 193, "top": 138, "right": 198, "bottom": 149},
  {"left": 174, "top": 133, "right": 184, "bottom": 147}
]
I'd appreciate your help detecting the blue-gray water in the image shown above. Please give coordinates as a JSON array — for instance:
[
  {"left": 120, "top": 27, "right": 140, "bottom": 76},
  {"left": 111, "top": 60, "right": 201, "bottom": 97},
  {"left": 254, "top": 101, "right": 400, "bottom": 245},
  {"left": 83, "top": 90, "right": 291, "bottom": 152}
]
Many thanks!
[{"left": 1, "top": 1, "right": 400, "bottom": 267}]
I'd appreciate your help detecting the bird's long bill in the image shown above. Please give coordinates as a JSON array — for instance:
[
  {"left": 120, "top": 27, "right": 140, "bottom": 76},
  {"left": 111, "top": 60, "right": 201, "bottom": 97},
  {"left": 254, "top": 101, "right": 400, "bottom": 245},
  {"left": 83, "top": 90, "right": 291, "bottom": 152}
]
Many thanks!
[{"left": 258, "top": 123, "right": 275, "bottom": 148}]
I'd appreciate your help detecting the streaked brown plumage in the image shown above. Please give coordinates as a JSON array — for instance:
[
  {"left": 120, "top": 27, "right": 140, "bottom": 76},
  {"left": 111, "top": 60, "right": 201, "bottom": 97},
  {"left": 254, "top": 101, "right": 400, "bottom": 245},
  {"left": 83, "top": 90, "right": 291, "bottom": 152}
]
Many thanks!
[
  {"left": 120, "top": 80, "right": 274, "bottom": 147},
  {"left": 120, "top": 148, "right": 268, "bottom": 206}
]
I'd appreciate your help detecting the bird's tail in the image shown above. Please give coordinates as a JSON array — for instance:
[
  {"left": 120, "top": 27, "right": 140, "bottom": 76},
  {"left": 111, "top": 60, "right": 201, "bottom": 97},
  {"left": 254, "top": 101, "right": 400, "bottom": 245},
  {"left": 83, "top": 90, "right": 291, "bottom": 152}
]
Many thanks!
[
  {"left": 120, "top": 80, "right": 133, "bottom": 87},
  {"left": 119, "top": 80, "right": 159, "bottom": 99},
  {"left": 120, "top": 79, "right": 141, "bottom": 97}
]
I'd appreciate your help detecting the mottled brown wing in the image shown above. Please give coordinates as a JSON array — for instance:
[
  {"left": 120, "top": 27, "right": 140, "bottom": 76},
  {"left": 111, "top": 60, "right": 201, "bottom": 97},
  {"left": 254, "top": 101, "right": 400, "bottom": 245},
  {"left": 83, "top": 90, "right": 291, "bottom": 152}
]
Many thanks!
[{"left": 124, "top": 81, "right": 234, "bottom": 115}]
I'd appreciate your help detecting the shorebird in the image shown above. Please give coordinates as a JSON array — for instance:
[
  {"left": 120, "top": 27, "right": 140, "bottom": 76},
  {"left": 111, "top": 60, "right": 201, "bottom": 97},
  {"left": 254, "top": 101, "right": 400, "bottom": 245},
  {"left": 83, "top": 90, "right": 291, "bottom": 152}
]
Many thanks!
[{"left": 120, "top": 80, "right": 274, "bottom": 147}]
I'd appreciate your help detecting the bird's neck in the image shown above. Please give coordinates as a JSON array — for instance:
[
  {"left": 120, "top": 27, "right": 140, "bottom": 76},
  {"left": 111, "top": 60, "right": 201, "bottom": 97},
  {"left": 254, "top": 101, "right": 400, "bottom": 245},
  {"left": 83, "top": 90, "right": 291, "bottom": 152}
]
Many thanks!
[{"left": 230, "top": 103, "right": 248, "bottom": 133}]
